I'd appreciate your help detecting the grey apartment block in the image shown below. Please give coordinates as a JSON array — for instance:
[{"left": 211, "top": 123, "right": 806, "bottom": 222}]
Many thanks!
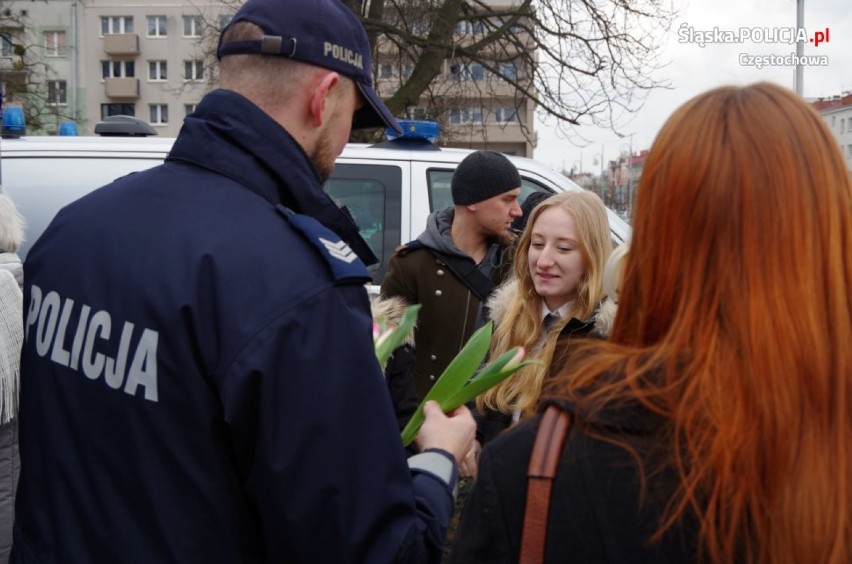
[
  {"left": 1, "top": 0, "right": 223, "bottom": 136},
  {"left": 821, "top": 105, "right": 852, "bottom": 171}
]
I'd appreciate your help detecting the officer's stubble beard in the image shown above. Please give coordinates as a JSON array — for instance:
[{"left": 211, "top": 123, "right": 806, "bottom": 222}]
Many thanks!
[{"left": 310, "top": 127, "right": 337, "bottom": 184}]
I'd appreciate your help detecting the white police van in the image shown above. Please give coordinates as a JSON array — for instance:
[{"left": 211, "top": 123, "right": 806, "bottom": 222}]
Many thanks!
[{"left": 0, "top": 119, "right": 630, "bottom": 287}]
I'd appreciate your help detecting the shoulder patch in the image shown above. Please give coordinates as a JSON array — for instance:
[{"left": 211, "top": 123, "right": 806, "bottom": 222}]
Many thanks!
[{"left": 282, "top": 210, "right": 371, "bottom": 283}]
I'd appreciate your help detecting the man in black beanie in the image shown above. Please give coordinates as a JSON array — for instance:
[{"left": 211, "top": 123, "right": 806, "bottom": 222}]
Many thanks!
[{"left": 381, "top": 149, "right": 522, "bottom": 468}]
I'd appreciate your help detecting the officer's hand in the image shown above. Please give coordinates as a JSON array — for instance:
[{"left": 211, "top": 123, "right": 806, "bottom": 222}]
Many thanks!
[
  {"left": 415, "top": 401, "right": 476, "bottom": 466},
  {"left": 459, "top": 439, "right": 481, "bottom": 479}
]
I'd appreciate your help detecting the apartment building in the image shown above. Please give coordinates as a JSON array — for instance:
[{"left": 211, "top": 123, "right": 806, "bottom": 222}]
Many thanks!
[
  {"left": 1, "top": 0, "right": 225, "bottom": 136},
  {"left": 84, "top": 0, "right": 225, "bottom": 136},
  {"left": 373, "top": 0, "right": 536, "bottom": 156},
  {"left": 2, "top": 0, "right": 536, "bottom": 151},
  {"left": 812, "top": 93, "right": 852, "bottom": 171},
  {"left": 0, "top": 0, "right": 78, "bottom": 133}
]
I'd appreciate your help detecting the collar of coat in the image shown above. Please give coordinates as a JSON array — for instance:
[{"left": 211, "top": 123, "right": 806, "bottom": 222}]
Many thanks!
[
  {"left": 540, "top": 389, "right": 667, "bottom": 435},
  {"left": 486, "top": 277, "right": 608, "bottom": 337},
  {"left": 167, "top": 89, "right": 376, "bottom": 265}
]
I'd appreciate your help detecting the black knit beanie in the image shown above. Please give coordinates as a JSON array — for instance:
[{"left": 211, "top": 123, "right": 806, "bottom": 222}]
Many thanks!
[{"left": 451, "top": 150, "right": 521, "bottom": 205}]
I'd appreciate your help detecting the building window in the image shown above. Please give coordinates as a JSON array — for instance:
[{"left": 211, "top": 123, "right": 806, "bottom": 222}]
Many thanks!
[
  {"left": 848, "top": 144, "right": 852, "bottom": 158},
  {"left": 494, "top": 106, "right": 517, "bottom": 123},
  {"left": 44, "top": 31, "right": 66, "bottom": 57},
  {"left": 402, "top": 64, "right": 414, "bottom": 79},
  {"left": 218, "top": 15, "right": 232, "bottom": 30},
  {"left": 47, "top": 80, "right": 67, "bottom": 106},
  {"left": 183, "top": 60, "right": 204, "bottom": 81},
  {"left": 498, "top": 62, "right": 517, "bottom": 81},
  {"left": 411, "top": 19, "right": 429, "bottom": 36},
  {"left": 149, "top": 104, "right": 168, "bottom": 125},
  {"left": 842, "top": 119, "right": 846, "bottom": 134},
  {"left": 451, "top": 62, "right": 485, "bottom": 82},
  {"left": 494, "top": 16, "right": 524, "bottom": 36},
  {"left": 407, "top": 106, "right": 435, "bottom": 121},
  {"left": 184, "top": 103, "right": 197, "bottom": 115},
  {"left": 407, "top": 106, "right": 439, "bottom": 121},
  {"left": 101, "top": 16, "right": 133, "bottom": 35},
  {"left": 147, "top": 16, "right": 167, "bottom": 37},
  {"left": 101, "top": 103, "right": 135, "bottom": 119},
  {"left": 102, "top": 60, "right": 135, "bottom": 79},
  {"left": 182, "top": 15, "right": 202, "bottom": 37},
  {"left": 449, "top": 107, "right": 484, "bottom": 125},
  {"left": 454, "top": 19, "right": 484, "bottom": 36},
  {"left": 379, "top": 64, "right": 394, "bottom": 79},
  {"left": 148, "top": 60, "right": 167, "bottom": 81},
  {"left": 1, "top": 33, "right": 14, "bottom": 57}
]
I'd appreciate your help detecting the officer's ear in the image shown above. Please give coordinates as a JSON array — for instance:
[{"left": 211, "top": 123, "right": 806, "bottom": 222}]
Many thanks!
[{"left": 307, "top": 71, "right": 341, "bottom": 128}]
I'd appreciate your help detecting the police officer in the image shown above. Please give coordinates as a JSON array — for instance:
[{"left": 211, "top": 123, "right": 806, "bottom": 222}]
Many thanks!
[{"left": 11, "top": 0, "right": 474, "bottom": 561}]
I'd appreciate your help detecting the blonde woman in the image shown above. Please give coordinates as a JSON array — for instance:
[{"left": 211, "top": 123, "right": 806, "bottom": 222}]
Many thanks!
[{"left": 475, "top": 191, "right": 611, "bottom": 443}]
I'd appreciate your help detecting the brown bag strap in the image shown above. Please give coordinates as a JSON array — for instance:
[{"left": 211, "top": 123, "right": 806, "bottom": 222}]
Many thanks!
[{"left": 519, "top": 404, "right": 572, "bottom": 564}]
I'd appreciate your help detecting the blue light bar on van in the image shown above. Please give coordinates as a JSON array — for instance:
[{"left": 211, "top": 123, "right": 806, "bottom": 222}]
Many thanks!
[
  {"left": 1, "top": 106, "right": 26, "bottom": 138},
  {"left": 386, "top": 120, "right": 440, "bottom": 144},
  {"left": 59, "top": 121, "right": 79, "bottom": 136}
]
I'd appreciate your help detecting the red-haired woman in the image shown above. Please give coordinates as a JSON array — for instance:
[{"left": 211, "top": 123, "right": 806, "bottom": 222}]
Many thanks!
[{"left": 451, "top": 82, "right": 852, "bottom": 563}]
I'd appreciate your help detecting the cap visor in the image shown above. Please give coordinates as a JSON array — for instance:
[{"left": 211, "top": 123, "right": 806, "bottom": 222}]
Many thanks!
[{"left": 354, "top": 82, "right": 402, "bottom": 135}]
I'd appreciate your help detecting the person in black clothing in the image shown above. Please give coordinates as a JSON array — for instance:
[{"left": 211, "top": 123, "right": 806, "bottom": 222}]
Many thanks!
[
  {"left": 510, "top": 190, "right": 553, "bottom": 234},
  {"left": 371, "top": 296, "right": 419, "bottom": 433}
]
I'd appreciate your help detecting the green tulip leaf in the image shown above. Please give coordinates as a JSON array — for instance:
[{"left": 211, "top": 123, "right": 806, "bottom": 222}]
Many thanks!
[
  {"left": 400, "top": 321, "right": 493, "bottom": 446},
  {"left": 374, "top": 303, "right": 421, "bottom": 367}
]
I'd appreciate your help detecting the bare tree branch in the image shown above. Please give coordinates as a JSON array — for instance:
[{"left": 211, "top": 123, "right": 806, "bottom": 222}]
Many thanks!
[{"left": 361, "top": 0, "right": 675, "bottom": 147}]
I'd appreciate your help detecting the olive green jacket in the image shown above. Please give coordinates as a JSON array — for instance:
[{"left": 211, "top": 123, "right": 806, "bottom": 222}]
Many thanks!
[{"left": 380, "top": 208, "right": 512, "bottom": 401}]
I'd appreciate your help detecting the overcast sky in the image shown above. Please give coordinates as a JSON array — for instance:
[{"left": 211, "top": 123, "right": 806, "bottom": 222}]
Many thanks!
[{"left": 532, "top": 0, "right": 851, "bottom": 174}]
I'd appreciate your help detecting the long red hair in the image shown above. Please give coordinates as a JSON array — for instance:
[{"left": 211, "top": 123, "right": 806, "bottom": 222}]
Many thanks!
[{"left": 548, "top": 83, "right": 852, "bottom": 563}]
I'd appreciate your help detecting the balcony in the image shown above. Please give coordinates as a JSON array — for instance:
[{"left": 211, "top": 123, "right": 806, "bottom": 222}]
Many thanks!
[
  {"left": 103, "top": 34, "right": 139, "bottom": 56},
  {"left": 104, "top": 77, "right": 139, "bottom": 98}
]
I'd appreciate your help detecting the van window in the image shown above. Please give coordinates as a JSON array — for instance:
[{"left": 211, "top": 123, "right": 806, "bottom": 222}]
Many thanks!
[
  {"left": 427, "top": 168, "right": 553, "bottom": 211},
  {"left": 325, "top": 164, "right": 402, "bottom": 284},
  {"left": 426, "top": 169, "right": 453, "bottom": 211}
]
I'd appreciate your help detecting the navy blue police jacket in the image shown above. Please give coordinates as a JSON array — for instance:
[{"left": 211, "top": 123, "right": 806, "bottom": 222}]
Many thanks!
[{"left": 12, "top": 90, "right": 456, "bottom": 563}]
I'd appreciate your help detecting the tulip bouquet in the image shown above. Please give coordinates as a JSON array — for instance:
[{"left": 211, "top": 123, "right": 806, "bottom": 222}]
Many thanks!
[{"left": 372, "top": 304, "right": 539, "bottom": 447}]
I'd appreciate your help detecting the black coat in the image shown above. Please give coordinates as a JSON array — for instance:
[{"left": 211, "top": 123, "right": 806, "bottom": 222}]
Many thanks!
[
  {"left": 451, "top": 400, "right": 698, "bottom": 563},
  {"left": 475, "top": 314, "right": 602, "bottom": 445},
  {"left": 13, "top": 90, "right": 455, "bottom": 563},
  {"left": 385, "top": 344, "right": 419, "bottom": 431}
]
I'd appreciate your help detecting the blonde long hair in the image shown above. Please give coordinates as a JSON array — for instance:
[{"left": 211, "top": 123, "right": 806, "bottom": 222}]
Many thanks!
[
  {"left": 478, "top": 191, "right": 611, "bottom": 415},
  {"left": 549, "top": 83, "right": 852, "bottom": 563}
]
